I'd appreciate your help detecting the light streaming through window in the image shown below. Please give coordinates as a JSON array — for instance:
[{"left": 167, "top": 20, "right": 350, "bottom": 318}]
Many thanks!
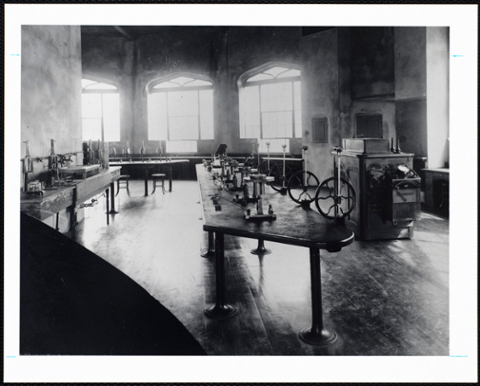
[
  {"left": 239, "top": 65, "right": 302, "bottom": 153},
  {"left": 81, "top": 79, "right": 120, "bottom": 142},
  {"left": 148, "top": 75, "right": 214, "bottom": 153}
]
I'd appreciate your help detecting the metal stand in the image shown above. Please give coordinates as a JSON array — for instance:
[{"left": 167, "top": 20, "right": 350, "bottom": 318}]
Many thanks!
[
  {"left": 204, "top": 233, "right": 237, "bottom": 318},
  {"left": 201, "top": 231, "right": 215, "bottom": 257},
  {"left": 299, "top": 248, "right": 337, "bottom": 346},
  {"left": 250, "top": 239, "right": 271, "bottom": 255}
]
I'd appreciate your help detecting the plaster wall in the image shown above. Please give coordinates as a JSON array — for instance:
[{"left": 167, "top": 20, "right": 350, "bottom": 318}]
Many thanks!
[
  {"left": 300, "top": 28, "right": 339, "bottom": 182},
  {"left": 394, "top": 27, "right": 428, "bottom": 157},
  {"left": 21, "top": 26, "right": 83, "bottom": 168},
  {"left": 426, "top": 27, "right": 449, "bottom": 168},
  {"left": 21, "top": 25, "right": 83, "bottom": 230},
  {"left": 346, "top": 27, "right": 396, "bottom": 142},
  {"left": 350, "top": 27, "right": 395, "bottom": 99}
]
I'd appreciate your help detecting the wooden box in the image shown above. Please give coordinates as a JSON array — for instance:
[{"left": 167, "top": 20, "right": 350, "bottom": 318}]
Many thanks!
[
  {"left": 60, "top": 165, "right": 100, "bottom": 180},
  {"left": 343, "top": 138, "right": 390, "bottom": 154}
]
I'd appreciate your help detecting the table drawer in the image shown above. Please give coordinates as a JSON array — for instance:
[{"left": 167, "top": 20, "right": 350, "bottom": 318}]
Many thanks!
[{"left": 76, "top": 173, "right": 111, "bottom": 202}]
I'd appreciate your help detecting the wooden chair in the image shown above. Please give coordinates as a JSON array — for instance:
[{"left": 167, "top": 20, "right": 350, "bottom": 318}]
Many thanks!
[
  {"left": 116, "top": 175, "right": 130, "bottom": 196},
  {"left": 151, "top": 173, "right": 166, "bottom": 194}
]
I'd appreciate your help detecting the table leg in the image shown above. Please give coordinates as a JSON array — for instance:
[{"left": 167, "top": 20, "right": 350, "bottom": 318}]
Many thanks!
[
  {"left": 109, "top": 181, "right": 119, "bottom": 213},
  {"left": 201, "top": 231, "right": 215, "bottom": 257},
  {"left": 169, "top": 165, "right": 173, "bottom": 192},
  {"left": 144, "top": 169, "right": 149, "bottom": 196},
  {"left": 251, "top": 239, "right": 271, "bottom": 255},
  {"left": 69, "top": 206, "right": 76, "bottom": 241},
  {"left": 106, "top": 188, "right": 110, "bottom": 225},
  {"left": 299, "top": 247, "right": 338, "bottom": 346},
  {"left": 204, "top": 232, "right": 237, "bottom": 318}
]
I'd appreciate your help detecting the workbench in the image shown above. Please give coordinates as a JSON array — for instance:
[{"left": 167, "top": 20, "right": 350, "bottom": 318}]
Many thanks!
[
  {"left": 20, "top": 166, "right": 121, "bottom": 240},
  {"left": 109, "top": 159, "right": 189, "bottom": 196},
  {"left": 196, "top": 164, "right": 354, "bottom": 345}
]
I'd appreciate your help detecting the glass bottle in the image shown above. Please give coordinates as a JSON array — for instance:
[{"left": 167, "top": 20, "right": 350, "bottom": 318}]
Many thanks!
[
  {"left": 97, "top": 139, "right": 102, "bottom": 165},
  {"left": 23, "top": 140, "right": 32, "bottom": 173},
  {"left": 140, "top": 140, "right": 146, "bottom": 161},
  {"left": 88, "top": 139, "right": 94, "bottom": 165},
  {"left": 48, "top": 139, "right": 58, "bottom": 185}
]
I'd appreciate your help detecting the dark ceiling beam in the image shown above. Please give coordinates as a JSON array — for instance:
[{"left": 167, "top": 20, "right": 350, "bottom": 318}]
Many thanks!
[{"left": 113, "top": 26, "right": 134, "bottom": 40}]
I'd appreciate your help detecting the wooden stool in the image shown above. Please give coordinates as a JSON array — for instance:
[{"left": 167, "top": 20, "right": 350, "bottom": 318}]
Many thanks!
[
  {"left": 116, "top": 175, "right": 130, "bottom": 196},
  {"left": 151, "top": 173, "right": 166, "bottom": 194}
]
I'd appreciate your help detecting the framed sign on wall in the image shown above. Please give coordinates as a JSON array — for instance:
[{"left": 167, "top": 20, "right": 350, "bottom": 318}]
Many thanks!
[{"left": 311, "top": 116, "right": 328, "bottom": 143}]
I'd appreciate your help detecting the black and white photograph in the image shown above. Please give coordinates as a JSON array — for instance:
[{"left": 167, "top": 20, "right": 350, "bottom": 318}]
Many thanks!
[{"left": 4, "top": 3, "right": 478, "bottom": 383}]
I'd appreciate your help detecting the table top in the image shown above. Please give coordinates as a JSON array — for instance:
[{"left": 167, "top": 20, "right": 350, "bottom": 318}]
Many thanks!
[
  {"left": 196, "top": 165, "right": 354, "bottom": 252},
  {"left": 422, "top": 168, "right": 449, "bottom": 174},
  {"left": 264, "top": 157, "right": 303, "bottom": 162},
  {"left": 21, "top": 167, "right": 122, "bottom": 220},
  {"left": 109, "top": 159, "right": 190, "bottom": 166}
]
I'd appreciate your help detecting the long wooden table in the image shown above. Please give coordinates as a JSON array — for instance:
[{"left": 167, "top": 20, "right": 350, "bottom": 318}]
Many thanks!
[
  {"left": 196, "top": 164, "right": 354, "bottom": 346},
  {"left": 109, "top": 159, "right": 190, "bottom": 196},
  {"left": 20, "top": 166, "right": 121, "bottom": 240}
]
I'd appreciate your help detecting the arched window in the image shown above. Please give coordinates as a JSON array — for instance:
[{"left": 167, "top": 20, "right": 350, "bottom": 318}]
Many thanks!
[
  {"left": 81, "top": 78, "right": 120, "bottom": 142},
  {"left": 238, "top": 63, "right": 302, "bottom": 153},
  {"left": 147, "top": 74, "right": 214, "bottom": 154}
]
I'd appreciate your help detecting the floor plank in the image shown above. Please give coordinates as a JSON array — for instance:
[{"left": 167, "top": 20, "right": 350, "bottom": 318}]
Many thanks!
[{"left": 75, "top": 180, "right": 449, "bottom": 356}]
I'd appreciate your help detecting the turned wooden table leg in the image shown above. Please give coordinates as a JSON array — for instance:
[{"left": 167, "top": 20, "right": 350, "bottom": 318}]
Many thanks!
[
  {"left": 204, "top": 232, "right": 237, "bottom": 319},
  {"left": 144, "top": 168, "right": 149, "bottom": 196},
  {"left": 168, "top": 165, "right": 173, "bottom": 192},
  {"left": 251, "top": 239, "right": 271, "bottom": 255},
  {"left": 299, "top": 247, "right": 338, "bottom": 346},
  {"left": 106, "top": 188, "right": 110, "bottom": 225},
  {"left": 109, "top": 181, "right": 118, "bottom": 214},
  {"left": 201, "top": 231, "right": 215, "bottom": 257}
]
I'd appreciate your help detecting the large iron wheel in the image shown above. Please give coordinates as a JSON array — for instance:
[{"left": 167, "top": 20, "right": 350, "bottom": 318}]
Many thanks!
[
  {"left": 314, "top": 177, "right": 356, "bottom": 219},
  {"left": 287, "top": 170, "right": 320, "bottom": 204}
]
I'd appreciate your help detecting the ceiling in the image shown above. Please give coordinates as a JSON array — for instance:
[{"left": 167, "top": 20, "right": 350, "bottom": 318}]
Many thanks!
[
  {"left": 81, "top": 26, "right": 172, "bottom": 39},
  {"left": 81, "top": 26, "right": 334, "bottom": 40}
]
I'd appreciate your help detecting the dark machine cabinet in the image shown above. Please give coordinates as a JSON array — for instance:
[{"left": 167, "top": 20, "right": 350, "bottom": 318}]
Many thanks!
[{"left": 342, "top": 151, "right": 420, "bottom": 240}]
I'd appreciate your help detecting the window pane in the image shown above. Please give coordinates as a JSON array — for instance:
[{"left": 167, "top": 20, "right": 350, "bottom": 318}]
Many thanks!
[
  {"left": 102, "top": 94, "right": 120, "bottom": 142},
  {"left": 82, "top": 118, "right": 101, "bottom": 142},
  {"left": 278, "top": 69, "right": 301, "bottom": 78},
  {"left": 188, "top": 79, "right": 213, "bottom": 87},
  {"left": 199, "top": 89, "right": 214, "bottom": 140},
  {"left": 85, "top": 83, "right": 117, "bottom": 91},
  {"left": 260, "top": 83, "right": 293, "bottom": 112},
  {"left": 259, "top": 138, "right": 289, "bottom": 153},
  {"left": 169, "top": 116, "right": 198, "bottom": 140},
  {"left": 154, "top": 81, "right": 179, "bottom": 89},
  {"left": 172, "top": 76, "right": 195, "bottom": 87},
  {"left": 148, "top": 93, "right": 168, "bottom": 140},
  {"left": 262, "top": 111, "right": 293, "bottom": 138},
  {"left": 82, "top": 79, "right": 97, "bottom": 89},
  {"left": 82, "top": 94, "right": 101, "bottom": 118},
  {"left": 246, "top": 73, "right": 273, "bottom": 82},
  {"left": 166, "top": 140, "right": 197, "bottom": 153},
  {"left": 168, "top": 90, "right": 198, "bottom": 116},
  {"left": 293, "top": 81, "right": 302, "bottom": 138},
  {"left": 264, "top": 66, "right": 290, "bottom": 78},
  {"left": 241, "top": 86, "right": 260, "bottom": 138}
]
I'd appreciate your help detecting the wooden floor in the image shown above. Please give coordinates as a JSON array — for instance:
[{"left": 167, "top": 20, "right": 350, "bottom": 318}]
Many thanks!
[{"left": 74, "top": 179, "right": 449, "bottom": 356}]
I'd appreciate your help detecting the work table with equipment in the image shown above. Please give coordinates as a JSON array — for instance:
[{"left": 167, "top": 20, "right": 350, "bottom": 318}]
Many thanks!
[
  {"left": 196, "top": 163, "right": 354, "bottom": 346},
  {"left": 21, "top": 166, "right": 121, "bottom": 240}
]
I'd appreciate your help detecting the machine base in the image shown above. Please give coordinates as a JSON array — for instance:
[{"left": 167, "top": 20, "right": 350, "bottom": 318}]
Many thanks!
[
  {"left": 299, "top": 327, "right": 338, "bottom": 346},
  {"left": 204, "top": 304, "right": 237, "bottom": 319}
]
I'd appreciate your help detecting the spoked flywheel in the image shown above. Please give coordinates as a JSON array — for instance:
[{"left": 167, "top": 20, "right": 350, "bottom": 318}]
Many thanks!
[
  {"left": 287, "top": 170, "right": 320, "bottom": 205},
  {"left": 314, "top": 177, "right": 356, "bottom": 219}
]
